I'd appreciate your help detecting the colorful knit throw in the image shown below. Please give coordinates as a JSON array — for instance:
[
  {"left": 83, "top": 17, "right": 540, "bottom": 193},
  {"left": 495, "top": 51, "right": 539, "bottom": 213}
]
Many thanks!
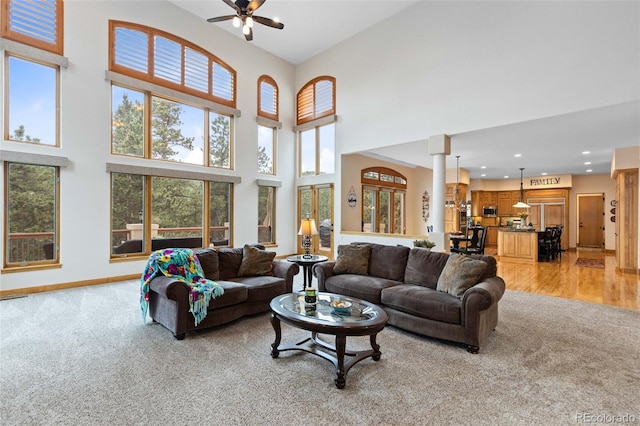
[{"left": 140, "top": 248, "right": 223, "bottom": 326}]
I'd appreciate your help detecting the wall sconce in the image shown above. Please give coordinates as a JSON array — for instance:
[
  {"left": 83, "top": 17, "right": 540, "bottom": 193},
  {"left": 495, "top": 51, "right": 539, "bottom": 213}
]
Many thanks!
[{"left": 298, "top": 218, "right": 318, "bottom": 259}]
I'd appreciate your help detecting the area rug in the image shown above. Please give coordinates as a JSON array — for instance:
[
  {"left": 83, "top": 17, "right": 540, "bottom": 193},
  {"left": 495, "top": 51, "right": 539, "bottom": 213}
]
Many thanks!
[
  {"left": 1, "top": 280, "right": 639, "bottom": 425},
  {"left": 575, "top": 257, "right": 605, "bottom": 268}
]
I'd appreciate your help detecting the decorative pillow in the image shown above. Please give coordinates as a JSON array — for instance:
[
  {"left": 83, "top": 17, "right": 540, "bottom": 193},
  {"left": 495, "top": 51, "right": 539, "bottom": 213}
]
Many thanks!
[
  {"left": 238, "top": 244, "right": 276, "bottom": 277},
  {"left": 436, "top": 253, "right": 488, "bottom": 298},
  {"left": 333, "top": 244, "right": 371, "bottom": 275}
]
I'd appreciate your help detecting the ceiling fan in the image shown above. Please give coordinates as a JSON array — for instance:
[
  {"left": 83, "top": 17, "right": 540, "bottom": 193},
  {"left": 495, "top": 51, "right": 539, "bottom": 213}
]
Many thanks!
[{"left": 207, "top": 0, "right": 284, "bottom": 41}]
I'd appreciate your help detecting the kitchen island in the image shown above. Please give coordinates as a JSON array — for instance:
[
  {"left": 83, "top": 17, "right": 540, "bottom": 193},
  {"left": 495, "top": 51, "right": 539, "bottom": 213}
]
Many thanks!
[{"left": 497, "top": 229, "right": 538, "bottom": 263}]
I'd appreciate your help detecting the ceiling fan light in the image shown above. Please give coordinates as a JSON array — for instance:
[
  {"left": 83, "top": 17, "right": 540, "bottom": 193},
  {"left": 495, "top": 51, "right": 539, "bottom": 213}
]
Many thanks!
[
  {"left": 232, "top": 16, "right": 241, "bottom": 27},
  {"left": 245, "top": 16, "right": 254, "bottom": 28},
  {"left": 242, "top": 24, "right": 250, "bottom": 35}
]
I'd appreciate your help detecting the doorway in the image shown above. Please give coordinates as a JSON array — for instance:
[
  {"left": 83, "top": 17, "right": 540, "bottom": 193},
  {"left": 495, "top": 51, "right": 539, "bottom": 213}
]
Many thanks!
[
  {"left": 298, "top": 184, "right": 334, "bottom": 259},
  {"left": 577, "top": 194, "right": 604, "bottom": 249}
]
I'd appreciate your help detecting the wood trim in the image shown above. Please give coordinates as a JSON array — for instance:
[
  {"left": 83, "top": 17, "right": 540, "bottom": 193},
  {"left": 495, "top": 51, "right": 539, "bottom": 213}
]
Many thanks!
[
  {"left": 0, "top": 273, "right": 139, "bottom": 298},
  {"left": 1, "top": 0, "right": 63, "bottom": 55},
  {"left": 108, "top": 20, "right": 237, "bottom": 108},
  {"left": 257, "top": 75, "right": 279, "bottom": 122}
]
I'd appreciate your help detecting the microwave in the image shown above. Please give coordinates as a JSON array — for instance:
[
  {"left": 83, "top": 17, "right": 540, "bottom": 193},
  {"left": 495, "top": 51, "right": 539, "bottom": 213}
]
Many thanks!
[{"left": 483, "top": 206, "right": 498, "bottom": 217}]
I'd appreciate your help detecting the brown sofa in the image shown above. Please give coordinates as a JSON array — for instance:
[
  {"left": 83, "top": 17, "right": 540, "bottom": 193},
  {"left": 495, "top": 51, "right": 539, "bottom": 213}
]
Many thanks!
[
  {"left": 313, "top": 243, "right": 505, "bottom": 353},
  {"left": 148, "top": 246, "right": 299, "bottom": 339}
]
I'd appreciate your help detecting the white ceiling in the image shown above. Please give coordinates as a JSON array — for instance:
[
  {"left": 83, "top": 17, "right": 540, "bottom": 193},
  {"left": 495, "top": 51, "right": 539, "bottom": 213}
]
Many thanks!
[{"left": 169, "top": 0, "right": 639, "bottom": 180}]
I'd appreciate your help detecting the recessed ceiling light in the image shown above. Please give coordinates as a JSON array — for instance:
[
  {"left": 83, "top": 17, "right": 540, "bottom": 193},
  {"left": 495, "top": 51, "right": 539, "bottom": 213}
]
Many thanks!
[
  {"left": 514, "top": 154, "right": 522, "bottom": 158},
  {"left": 582, "top": 151, "right": 591, "bottom": 155},
  {"left": 541, "top": 172, "right": 548, "bottom": 176},
  {"left": 504, "top": 175, "right": 509, "bottom": 179},
  {"left": 481, "top": 166, "right": 486, "bottom": 169},
  {"left": 584, "top": 161, "right": 591, "bottom": 165},
  {"left": 586, "top": 169, "right": 593, "bottom": 173},
  {"left": 481, "top": 173, "right": 486, "bottom": 177}
]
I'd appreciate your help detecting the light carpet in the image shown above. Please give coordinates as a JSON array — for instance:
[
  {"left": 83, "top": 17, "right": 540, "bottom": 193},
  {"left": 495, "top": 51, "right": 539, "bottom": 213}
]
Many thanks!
[{"left": 1, "top": 280, "right": 638, "bottom": 425}]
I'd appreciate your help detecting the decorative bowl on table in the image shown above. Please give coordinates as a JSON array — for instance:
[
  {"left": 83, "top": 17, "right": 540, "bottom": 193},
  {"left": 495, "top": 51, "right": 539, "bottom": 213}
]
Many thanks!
[{"left": 331, "top": 300, "right": 352, "bottom": 314}]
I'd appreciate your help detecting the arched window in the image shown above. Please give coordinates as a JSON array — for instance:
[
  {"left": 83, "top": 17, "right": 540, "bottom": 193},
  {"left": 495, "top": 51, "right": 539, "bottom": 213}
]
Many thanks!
[
  {"left": 361, "top": 167, "right": 407, "bottom": 234},
  {"left": 296, "top": 76, "right": 335, "bottom": 125},
  {"left": 109, "top": 21, "right": 236, "bottom": 108},
  {"left": 1, "top": 0, "right": 64, "bottom": 54},
  {"left": 258, "top": 75, "right": 278, "bottom": 121}
]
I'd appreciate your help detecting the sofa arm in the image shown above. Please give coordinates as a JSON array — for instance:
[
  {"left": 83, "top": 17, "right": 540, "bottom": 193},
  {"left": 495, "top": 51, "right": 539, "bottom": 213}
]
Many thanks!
[
  {"left": 272, "top": 260, "right": 300, "bottom": 293},
  {"left": 313, "top": 261, "right": 336, "bottom": 292},
  {"left": 149, "top": 275, "right": 190, "bottom": 302},
  {"left": 461, "top": 277, "right": 506, "bottom": 312}
]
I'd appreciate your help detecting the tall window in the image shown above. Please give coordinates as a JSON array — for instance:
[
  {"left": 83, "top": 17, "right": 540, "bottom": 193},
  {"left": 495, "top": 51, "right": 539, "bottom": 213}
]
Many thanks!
[
  {"left": 110, "top": 173, "right": 233, "bottom": 256},
  {"left": 111, "top": 85, "right": 233, "bottom": 169},
  {"left": 296, "top": 76, "right": 336, "bottom": 177},
  {"left": 299, "top": 123, "right": 335, "bottom": 176},
  {"left": 4, "top": 163, "right": 59, "bottom": 265},
  {"left": 258, "top": 186, "right": 276, "bottom": 245},
  {"left": 1, "top": 0, "right": 64, "bottom": 54},
  {"left": 258, "top": 125, "right": 275, "bottom": 174},
  {"left": 257, "top": 75, "right": 279, "bottom": 175},
  {"left": 361, "top": 167, "right": 406, "bottom": 234},
  {"left": 5, "top": 55, "right": 59, "bottom": 145}
]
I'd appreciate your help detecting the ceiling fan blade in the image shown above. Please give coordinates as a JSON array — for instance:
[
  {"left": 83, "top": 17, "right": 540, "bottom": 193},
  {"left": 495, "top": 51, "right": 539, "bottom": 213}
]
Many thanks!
[
  {"left": 244, "top": 26, "right": 253, "bottom": 41},
  {"left": 223, "top": 0, "right": 241, "bottom": 13},
  {"left": 247, "top": 0, "right": 266, "bottom": 14},
  {"left": 253, "top": 15, "right": 284, "bottom": 29},
  {"left": 206, "top": 15, "right": 236, "bottom": 23}
]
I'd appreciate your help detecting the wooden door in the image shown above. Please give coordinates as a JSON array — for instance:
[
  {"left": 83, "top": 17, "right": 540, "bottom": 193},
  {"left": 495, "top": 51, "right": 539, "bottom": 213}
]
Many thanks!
[{"left": 577, "top": 194, "right": 604, "bottom": 248}]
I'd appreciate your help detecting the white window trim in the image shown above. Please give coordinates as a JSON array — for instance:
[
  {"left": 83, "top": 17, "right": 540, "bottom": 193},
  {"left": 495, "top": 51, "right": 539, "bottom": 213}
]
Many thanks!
[
  {"left": 0, "top": 150, "right": 70, "bottom": 167},
  {"left": 0, "top": 39, "right": 68, "bottom": 68},
  {"left": 293, "top": 114, "right": 337, "bottom": 133},
  {"left": 106, "top": 162, "right": 241, "bottom": 184},
  {"left": 106, "top": 71, "right": 241, "bottom": 118},
  {"left": 256, "top": 116, "right": 282, "bottom": 129}
]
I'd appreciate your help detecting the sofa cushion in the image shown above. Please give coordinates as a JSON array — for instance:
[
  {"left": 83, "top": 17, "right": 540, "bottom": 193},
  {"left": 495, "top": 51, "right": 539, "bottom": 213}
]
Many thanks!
[
  {"left": 436, "top": 253, "right": 488, "bottom": 298},
  {"left": 229, "top": 276, "right": 286, "bottom": 302},
  {"left": 217, "top": 247, "right": 244, "bottom": 279},
  {"left": 324, "top": 274, "right": 399, "bottom": 304},
  {"left": 381, "top": 284, "right": 462, "bottom": 324},
  {"left": 238, "top": 244, "right": 276, "bottom": 277},
  {"left": 469, "top": 254, "right": 498, "bottom": 280},
  {"left": 367, "top": 244, "right": 410, "bottom": 282},
  {"left": 207, "top": 280, "right": 248, "bottom": 310},
  {"left": 193, "top": 248, "right": 220, "bottom": 281},
  {"left": 333, "top": 244, "right": 371, "bottom": 275},
  {"left": 404, "top": 248, "right": 450, "bottom": 289}
]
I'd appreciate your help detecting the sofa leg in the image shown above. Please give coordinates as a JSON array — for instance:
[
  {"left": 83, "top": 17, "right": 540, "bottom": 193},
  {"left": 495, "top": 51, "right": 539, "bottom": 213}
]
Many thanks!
[
  {"left": 466, "top": 345, "right": 479, "bottom": 354},
  {"left": 175, "top": 333, "right": 185, "bottom": 340}
]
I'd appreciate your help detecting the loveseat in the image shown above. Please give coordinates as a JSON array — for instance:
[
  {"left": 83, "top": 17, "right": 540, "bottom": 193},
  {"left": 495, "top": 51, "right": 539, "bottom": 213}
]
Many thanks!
[
  {"left": 313, "top": 243, "right": 505, "bottom": 353},
  {"left": 148, "top": 245, "right": 299, "bottom": 340}
]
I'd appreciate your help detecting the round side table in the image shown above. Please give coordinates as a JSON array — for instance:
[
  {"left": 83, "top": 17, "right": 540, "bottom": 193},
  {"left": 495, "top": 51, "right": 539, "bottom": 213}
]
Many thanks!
[{"left": 286, "top": 254, "right": 328, "bottom": 291}]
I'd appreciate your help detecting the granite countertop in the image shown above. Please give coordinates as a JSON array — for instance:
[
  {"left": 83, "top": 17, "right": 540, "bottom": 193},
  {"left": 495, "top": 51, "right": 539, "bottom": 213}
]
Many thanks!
[{"left": 498, "top": 227, "right": 538, "bottom": 232}]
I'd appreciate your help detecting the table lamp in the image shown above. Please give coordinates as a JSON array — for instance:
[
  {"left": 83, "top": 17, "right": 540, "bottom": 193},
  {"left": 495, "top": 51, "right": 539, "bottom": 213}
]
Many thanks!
[{"left": 298, "top": 218, "right": 318, "bottom": 259}]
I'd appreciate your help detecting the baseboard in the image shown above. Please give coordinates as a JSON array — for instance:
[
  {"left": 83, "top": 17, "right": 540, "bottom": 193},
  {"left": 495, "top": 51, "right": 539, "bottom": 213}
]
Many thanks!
[{"left": 0, "top": 273, "right": 139, "bottom": 298}]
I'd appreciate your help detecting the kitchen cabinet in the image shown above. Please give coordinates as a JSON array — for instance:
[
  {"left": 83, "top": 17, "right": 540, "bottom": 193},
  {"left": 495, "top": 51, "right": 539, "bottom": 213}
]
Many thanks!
[
  {"left": 486, "top": 226, "right": 498, "bottom": 246},
  {"left": 498, "top": 230, "right": 538, "bottom": 263},
  {"left": 480, "top": 191, "right": 498, "bottom": 207},
  {"left": 497, "top": 192, "right": 514, "bottom": 217},
  {"left": 615, "top": 170, "right": 638, "bottom": 273}
]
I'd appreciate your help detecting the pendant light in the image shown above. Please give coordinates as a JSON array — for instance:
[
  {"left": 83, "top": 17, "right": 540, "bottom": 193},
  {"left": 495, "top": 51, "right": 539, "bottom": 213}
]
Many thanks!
[{"left": 513, "top": 167, "right": 530, "bottom": 208}]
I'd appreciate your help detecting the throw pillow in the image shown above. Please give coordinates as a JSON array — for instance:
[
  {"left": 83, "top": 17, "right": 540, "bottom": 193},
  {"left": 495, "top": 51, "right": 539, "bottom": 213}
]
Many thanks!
[
  {"left": 436, "top": 253, "right": 488, "bottom": 298},
  {"left": 238, "top": 244, "right": 276, "bottom": 277},
  {"left": 333, "top": 244, "right": 371, "bottom": 275}
]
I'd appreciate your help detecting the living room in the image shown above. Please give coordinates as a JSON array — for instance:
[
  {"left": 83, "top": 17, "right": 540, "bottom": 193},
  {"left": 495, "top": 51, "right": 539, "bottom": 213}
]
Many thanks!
[{"left": 1, "top": 1, "right": 639, "bottom": 423}]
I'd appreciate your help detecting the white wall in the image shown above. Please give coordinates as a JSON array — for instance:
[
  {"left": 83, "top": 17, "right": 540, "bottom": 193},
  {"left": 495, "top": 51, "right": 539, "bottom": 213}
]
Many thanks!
[{"left": 0, "top": 1, "right": 297, "bottom": 291}]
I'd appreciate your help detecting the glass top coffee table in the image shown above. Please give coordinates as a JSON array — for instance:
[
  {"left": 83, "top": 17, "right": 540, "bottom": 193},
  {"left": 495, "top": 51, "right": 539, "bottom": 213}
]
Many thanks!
[{"left": 269, "top": 292, "right": 388, "bottom": 389}]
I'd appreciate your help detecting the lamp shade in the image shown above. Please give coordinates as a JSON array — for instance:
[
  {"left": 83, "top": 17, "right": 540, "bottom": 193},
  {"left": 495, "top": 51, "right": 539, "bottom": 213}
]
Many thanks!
[{"left": 298, "top": 218, "right": 318, "bottom": 236}]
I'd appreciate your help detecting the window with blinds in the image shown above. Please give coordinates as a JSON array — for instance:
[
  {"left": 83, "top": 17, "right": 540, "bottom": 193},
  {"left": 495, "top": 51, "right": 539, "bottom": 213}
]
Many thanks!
[
  {"left": 1, "top": 0, "right": 63, "bottom": 54},
  {"left": 109, "top": 21, "right": 236, "bottom": 108},
  {"left": 258, "top": 75, "right": 278, "bottom": 121},
  {"left": 296, "top": 76, "right": 335, "bottom": 125}
]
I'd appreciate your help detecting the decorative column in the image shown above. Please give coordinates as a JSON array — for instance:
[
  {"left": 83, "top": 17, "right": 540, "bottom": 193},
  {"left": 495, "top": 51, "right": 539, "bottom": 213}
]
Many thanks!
[{"left": 429, "top": 134, "right": 451, "bottom": 233}]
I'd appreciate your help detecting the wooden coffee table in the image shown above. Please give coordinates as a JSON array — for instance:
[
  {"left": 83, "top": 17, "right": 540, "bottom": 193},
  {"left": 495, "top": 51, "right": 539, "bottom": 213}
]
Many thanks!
[{"left": 269, "top": 292, "right": 388, "bottom": 389}]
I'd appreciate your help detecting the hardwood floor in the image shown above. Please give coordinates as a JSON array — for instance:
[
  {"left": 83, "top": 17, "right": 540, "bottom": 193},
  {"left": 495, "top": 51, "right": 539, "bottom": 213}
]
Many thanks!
[{"left": 491, "top": 247, "right": 639, "bottom": 309}]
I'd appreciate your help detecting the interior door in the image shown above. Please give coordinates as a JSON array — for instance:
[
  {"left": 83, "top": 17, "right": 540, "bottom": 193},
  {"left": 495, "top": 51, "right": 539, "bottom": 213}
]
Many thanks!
[{"left": 578, "top": 194, "right": 604, "bottom": 248}]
